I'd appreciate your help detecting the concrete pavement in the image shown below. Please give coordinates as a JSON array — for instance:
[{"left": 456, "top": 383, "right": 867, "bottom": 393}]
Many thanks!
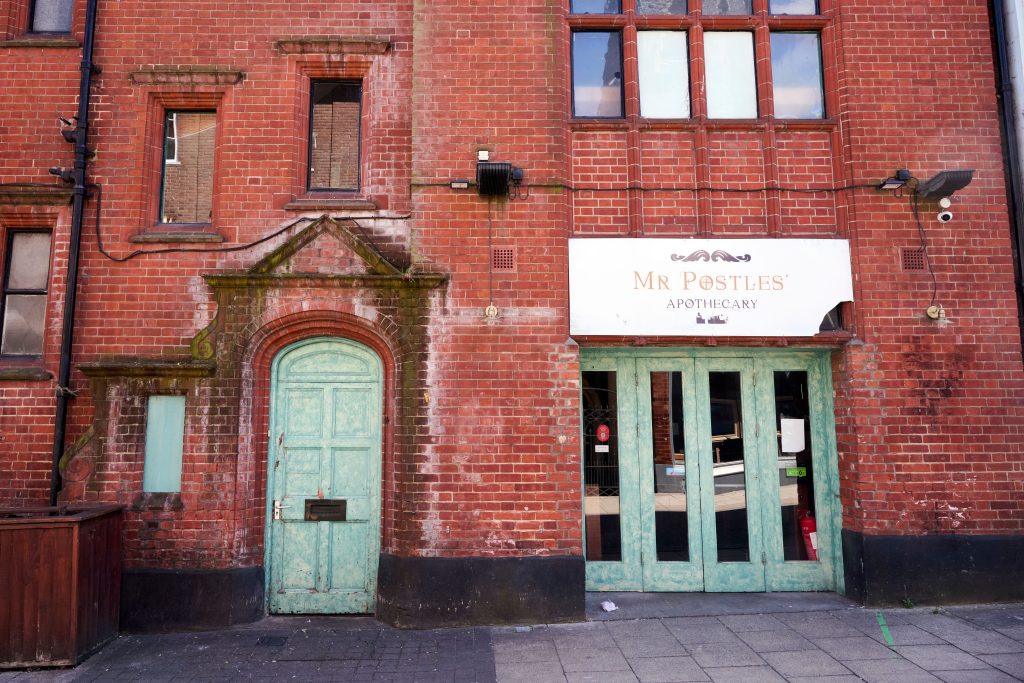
[{"left": 1, "top": 594, "right": 1022, "bottom": 682}]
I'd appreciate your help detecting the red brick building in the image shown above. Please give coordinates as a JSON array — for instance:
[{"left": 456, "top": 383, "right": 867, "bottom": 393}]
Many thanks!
[{"left": 1, "top": 0, "right": 1022, "bottom": 629}]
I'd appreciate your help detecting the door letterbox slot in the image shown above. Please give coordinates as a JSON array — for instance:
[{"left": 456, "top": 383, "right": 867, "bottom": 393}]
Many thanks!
[{"left": 304, "top": 499, "right": 346, "bottom": 521}]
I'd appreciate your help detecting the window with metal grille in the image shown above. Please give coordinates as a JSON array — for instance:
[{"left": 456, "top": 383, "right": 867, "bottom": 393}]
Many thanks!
[
  {"left": 491, "top": 247, "right": 516, "bottom": 272},
  {"left": 902, "top": 248, "right": 926, "bottom": 271}
]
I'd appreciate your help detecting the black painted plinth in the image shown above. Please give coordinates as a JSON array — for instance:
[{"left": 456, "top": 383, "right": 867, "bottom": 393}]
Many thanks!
[
  {"left": 843, "top": 530, "right": 1024, "bottom": 605},
  {"left": 377, "top": 554, "right": 585, "bottom": 628},
  {"left": 120, "top": 567, "right": 264, "bottom": 632}
]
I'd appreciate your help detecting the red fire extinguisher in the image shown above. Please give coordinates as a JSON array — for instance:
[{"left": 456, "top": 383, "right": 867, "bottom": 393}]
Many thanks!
[{"left": 798, "top": 509, "right": 818, "bottom": 561}]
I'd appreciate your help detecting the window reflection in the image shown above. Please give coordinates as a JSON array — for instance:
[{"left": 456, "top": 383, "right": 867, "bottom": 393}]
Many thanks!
[
  {"left": 637, "top": 0, "right": 687, "bottom": 13},
  {"left": 160, "top": 111, "right": 216, "bottom": 224},
  {"left": 769, "top": 0, "right": 817, "bottom": 14},
  {"left": 709, "top": 372, "right": 749, "bottom": 562},
  {"left": 572, "top": 32, "right": 624, "bottom": 117},
  {"left": 651, "top": 372, "right": 689, "bottom": 561},
  {"left": 571, "top": 0, "right": 620, "bottom": 13},
  {"left": 771, "top": 33, "right": 824, "bottom": 119},
  {"left": 703, "top": 0, "right": 752, "bottom": 15}
]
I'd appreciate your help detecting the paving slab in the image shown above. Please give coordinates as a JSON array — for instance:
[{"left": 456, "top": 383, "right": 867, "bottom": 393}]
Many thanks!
[
  {"left": 625, "top": 655, "right": 709, "bottom": 682},
  {"left": 704, "top": 666, "right": 786, "bottom": 683},
  {"left": 760, "top": 650, "right": 852, "bottom": 677},
  {"left": 980, "top": 652, "right": 1024, "bottom": 678},
  {"left": 895, "top": 644, "right": 992, "bottom": 672},
  {"left": 843, "top": 657, "right": 943, "bottom": 683},
  {"left": 734, "top": 629, "right": 817, "bottom": 653}
]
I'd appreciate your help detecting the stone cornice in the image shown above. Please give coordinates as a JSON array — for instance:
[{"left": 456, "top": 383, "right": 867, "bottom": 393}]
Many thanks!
[{"left": 129, "top": 66, "right": 245, "bottom": 86}]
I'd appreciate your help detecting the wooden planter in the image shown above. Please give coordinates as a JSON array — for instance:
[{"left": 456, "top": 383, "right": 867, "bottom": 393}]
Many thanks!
[{"left": 0, "top": 505, "right": 122, "bottom": 668}]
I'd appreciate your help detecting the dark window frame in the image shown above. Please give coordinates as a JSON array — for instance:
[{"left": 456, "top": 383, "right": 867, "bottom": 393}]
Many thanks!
[
  {"left": 158, "top": 108, "right": 217, "bottom": 226},
  {"left": 306, "top": 80, "right": 364, "bottom": 192},
  {"left": 1, "top": 229, "right": 52, "bottom": 358},
  {"left": 570, "top": 30, "right": 626, "bottom": 119},
  {"left": 567, "top": 0, "right": 827, "bottom": 122},
  {"left": 27, "top": 0, "right": 73, "bottom": 34}
]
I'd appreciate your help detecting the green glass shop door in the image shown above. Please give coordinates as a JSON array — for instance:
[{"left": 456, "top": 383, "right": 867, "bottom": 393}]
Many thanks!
[{"left": 582, "top": 350, "right": 842, "bottom": 594}]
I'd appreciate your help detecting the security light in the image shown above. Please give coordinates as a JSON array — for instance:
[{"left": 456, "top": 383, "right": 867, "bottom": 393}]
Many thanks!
[
  {"left": 916, "top": 169, "right": 975, "bottom": 200},
  {"left": 878, "top": 168, "right": 911, "bottom": 191}
]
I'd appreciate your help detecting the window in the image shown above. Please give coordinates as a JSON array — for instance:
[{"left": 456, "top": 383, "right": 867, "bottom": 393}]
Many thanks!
[
  {"left": 569, "top": 1, "right": 824, "bottom": 120},
  {"left": 29, "top": 0, "right": 72, "bottom": 33},
  {"left": 160, "top": 110, "right": 216, "bottom": 224},
  {"left": 164, "top": 113, "right": 179, "bottom": 164},
  {"left": 1, "top": 231, "right": 51, "bottom": 356},
  {"left": 143, "top": 395, "right": 186, "bottom": 493},
  {"left": 308, "top": 81, "right": 362, "bottom": 191},
  {"left": 770, "top": 32, "right": 824, "bottom": 119}
]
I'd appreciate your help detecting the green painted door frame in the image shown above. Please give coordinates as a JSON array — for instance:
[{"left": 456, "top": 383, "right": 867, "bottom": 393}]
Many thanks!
[
  {"left": 583, "top": 347, "right": 843, "bottom": 595},
  {"left": 265, "top": 337, "right": 383, "bottom": 614}
]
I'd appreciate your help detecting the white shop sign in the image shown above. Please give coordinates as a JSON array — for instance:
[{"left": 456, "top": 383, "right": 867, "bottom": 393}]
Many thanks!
[{"left": 569, "top": 238, "right": 853, "bottom": 337}]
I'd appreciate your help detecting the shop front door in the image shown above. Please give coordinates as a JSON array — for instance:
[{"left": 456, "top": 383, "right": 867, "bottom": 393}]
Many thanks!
[
  {"left": 266, "top": 337, "right": 383, "bottom": 614},
  {"left": 583, "top": 349, "right": 842, "bottom": 593}
]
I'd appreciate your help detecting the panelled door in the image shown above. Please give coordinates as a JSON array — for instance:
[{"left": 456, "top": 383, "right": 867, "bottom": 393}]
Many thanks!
[
  {"left": 267, "top": 338, "right": 383, "bottom": 614},
  {"left": 583, "top": 349, "right": 842, "bottom": 593}
]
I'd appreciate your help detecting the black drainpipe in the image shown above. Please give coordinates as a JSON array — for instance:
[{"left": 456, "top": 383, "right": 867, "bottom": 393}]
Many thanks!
[
  {"left": 49, "top": 0, "right": 100, "bottom": 505},
  {"left": 991, "top": 0, "right": 1024, "bottom": 348}
]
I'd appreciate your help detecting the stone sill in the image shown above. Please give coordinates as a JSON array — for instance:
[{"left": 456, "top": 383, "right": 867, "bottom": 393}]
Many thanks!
[
  {"left": 283, "top": 197, "right": 378, "bottom": 212},
  {"left": 131, "top": 231, "right": 225, "bottom": 244},
  {"left": 0, "top": 366, "right": 52, "bottom": 381},
  {"left": 1, "top": 37, "right": 80, "bottom": 48},
  {"left": 78, "top": 359, "right": 217, "bottom": 378}
]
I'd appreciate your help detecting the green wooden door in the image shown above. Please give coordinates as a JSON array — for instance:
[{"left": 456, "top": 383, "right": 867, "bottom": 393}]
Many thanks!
[
  {"left": 267, "top": 338, "right": 383, "bottom": 614},
  {"left": 584, "top": 349, "right": 842, "bottom": 594}
]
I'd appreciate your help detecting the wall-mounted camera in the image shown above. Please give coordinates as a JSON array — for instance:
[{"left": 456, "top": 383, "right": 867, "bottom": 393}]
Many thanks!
[{"left": 937, "top": 210, "right": 953, "bottom": 223}]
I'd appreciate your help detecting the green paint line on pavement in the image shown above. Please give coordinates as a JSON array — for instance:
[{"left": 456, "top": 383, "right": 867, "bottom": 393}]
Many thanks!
[{"left": 876, "top": 611, "right": 895, "bottom": 647}]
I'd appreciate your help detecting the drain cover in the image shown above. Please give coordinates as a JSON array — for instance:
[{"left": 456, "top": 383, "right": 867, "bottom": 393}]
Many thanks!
[{"left": 256, "top": 636, "right": 288, "bottom": 647}]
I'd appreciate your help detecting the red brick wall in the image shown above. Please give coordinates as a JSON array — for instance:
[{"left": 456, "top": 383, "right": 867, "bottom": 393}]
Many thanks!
[{"left": 0, "top": 0, "right": 1021, "bottom": 579}]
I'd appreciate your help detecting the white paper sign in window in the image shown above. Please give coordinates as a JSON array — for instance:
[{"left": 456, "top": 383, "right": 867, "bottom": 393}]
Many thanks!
[
  {"left": 638, "top": 31, "right": 689, "bottom": 119},
  {"left": 704, "top": 32, "right": 757, "bottom": 119}
]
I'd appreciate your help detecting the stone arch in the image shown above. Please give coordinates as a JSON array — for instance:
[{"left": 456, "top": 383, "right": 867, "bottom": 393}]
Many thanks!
[{"left": 234, "top": 309, "right": 400, "bottom": 566}]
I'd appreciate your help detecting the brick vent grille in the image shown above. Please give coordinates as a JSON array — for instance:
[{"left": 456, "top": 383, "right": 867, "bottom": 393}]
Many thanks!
[
  {"left": 902, "top": 247, "right": 926, "bottom": 271},
  {"left": 492, "top": 247, "right": 516, "bottom": 271}
]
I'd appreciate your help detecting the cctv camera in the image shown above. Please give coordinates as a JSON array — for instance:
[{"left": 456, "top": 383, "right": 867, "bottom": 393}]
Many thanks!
[{"left": 937, "top": 210, "right": 953, "bottom": 223}]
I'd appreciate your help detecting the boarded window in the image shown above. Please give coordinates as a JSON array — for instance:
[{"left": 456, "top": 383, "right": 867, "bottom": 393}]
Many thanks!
[
  {"left": 1, "top": 231, "right": 51, "bottom": 356},
  {"left": 160, "top": 111, "right": 216, "bottom": 224},
  {"left": 143, "top": 396, "right": 186, "bottom": 493},
  {"left": 308, "top": 82, "right": 362, "bottom": 191},
  {"left": 30, "top": 0, "right": 73, "bottom": 32}
]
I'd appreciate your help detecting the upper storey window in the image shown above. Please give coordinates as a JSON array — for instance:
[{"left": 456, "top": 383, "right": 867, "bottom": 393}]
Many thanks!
[
  {"left": 569, "top": 0, "right": 824, "bottom": 121},
  {"left": 308, "top": 81, "right": 362, "bottom": 192},
  {"left": 1, "top": 231, "right": 51, "bottom": 357},
  {"left": 29, "top": 0, "right": 73, "bottom": 33},
  {"left": 160, "top": 110, "right": 216, "bottom": 225}
]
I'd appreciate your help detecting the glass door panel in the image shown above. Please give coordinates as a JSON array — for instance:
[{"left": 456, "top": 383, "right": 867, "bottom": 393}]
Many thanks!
[
  {"left": 697, "top": 359, "right": 766, "bottom": 592},
  {"left": 583, "top": 359, "right": 643, "bottom": 590},
  {"left": 774, "top": 370, "right": 816, "bottom": 562},
  {"left": 638, "top": 362, "right": 704, "bottom": 591},
  {"left": 583, "top": 370, "right": 622, "bottom": 562},
  {"left": 763, "top": 358, "right": 835, "bottom": 592}
]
